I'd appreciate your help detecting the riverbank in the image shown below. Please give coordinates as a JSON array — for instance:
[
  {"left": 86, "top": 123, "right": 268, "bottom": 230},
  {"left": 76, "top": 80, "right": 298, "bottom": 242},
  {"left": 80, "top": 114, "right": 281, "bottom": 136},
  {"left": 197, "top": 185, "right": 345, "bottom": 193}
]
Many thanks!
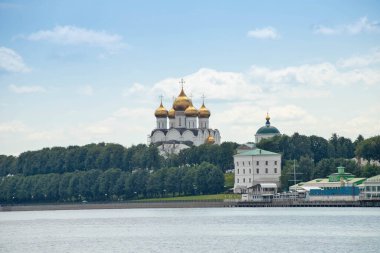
[
  {"left": 0, "top": 200, "right": 229, "bottom": 211},
  {"left": 2, "top": 199, "right": 380, "bottom": 211}
]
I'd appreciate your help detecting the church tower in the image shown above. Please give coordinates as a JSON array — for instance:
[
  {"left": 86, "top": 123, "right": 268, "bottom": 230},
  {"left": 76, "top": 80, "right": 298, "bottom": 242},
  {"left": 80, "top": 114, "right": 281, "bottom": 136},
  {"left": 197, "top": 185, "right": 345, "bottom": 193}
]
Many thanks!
[
  {"left": 198, "top": 97, "right": 210, "bottom": 129},
  {"left": 154, "top": 97, "right": 168, "bottom": 129}
]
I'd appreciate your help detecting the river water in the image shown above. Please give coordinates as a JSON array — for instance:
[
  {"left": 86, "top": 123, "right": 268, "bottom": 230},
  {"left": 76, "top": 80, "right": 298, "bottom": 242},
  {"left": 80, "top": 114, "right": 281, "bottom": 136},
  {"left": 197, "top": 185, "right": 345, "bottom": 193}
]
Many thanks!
[{"left": 0, "top": 207, "right": 379, "bottom": 253}]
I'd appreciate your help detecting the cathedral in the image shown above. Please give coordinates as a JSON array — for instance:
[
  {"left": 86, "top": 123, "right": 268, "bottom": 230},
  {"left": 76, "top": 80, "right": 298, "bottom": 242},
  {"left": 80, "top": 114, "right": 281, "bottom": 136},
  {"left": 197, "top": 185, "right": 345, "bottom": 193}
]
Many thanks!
[{"left": 148, "top": 80, "right": 221, "bottom": 154}]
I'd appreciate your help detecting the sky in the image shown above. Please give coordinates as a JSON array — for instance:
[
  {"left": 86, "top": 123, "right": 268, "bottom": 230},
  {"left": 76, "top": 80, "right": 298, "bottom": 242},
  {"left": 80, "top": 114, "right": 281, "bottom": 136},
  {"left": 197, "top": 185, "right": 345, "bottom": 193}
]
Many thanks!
[{"left": 0, "top": 0, "right": 380, "bottom": 155}]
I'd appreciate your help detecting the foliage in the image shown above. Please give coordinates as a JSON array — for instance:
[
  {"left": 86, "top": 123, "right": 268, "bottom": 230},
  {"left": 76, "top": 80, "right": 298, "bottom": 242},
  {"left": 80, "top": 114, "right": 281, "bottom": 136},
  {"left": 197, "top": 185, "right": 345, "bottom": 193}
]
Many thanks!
[
  {"left": 355, "top": 135, "right": 380, "bottom": 162},
  {"left": 0, "top": 162, "right": 225, "bottom": 203}
]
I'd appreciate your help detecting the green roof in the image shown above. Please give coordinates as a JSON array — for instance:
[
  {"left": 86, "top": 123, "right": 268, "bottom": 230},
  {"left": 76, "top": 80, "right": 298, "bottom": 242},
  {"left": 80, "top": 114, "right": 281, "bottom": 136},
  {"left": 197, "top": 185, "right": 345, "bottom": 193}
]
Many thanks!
[
  {"left": 234, "top": 148, "right": 279, "bottom": 156},
  {"left": 256, "top": 126, "right": 280, "bottom": 135}
]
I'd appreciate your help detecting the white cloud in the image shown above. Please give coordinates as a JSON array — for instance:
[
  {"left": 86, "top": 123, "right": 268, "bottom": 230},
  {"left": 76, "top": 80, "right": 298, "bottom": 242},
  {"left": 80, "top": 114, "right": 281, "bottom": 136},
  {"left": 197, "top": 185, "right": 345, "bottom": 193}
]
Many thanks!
[
  {"left": 0, "top": 47, "right": 30, "bottom": 73},
  {"left": 247, "top": 27, "right": 279, "bottom": 39},
  {"left": 314, "top": 16, "right": 380, "bottom": 35},
  {"left": 337, "top": 49, "right": 380, "bottom": 68},
  {"left": 313, "top": 25, "right": 337, "bottom": 35},
  {"left": 152, "top": 68, "right": 262, "bottom": 101},
  {"left": 77, "top": 85, "right": 94, "bottom": 96},
  {"left": 26, "top": 25, "right": 126, "bottom": 52},
  {"left": 249, "top": 62, "right": 380, "bottom": 87},
  {"left": 8, "top": 84, "right": 46, "bottom": 94},
  {"left": 0, "top": 121, "right": 27, "bottom": 133}
]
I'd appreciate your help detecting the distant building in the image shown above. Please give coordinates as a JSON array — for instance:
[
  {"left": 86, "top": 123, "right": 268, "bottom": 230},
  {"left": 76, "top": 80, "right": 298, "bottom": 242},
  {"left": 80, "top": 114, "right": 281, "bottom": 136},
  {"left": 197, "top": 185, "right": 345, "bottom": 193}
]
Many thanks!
[
  {"left": 290, "top": 166, "right": 366, "bottom": 201},
  {"left": 233, "top": 148, "right": 281, "bottom": 193},
  {"left": 148, "top": 79, "right": 221, "bottom": 155},
  {"left": 361, "top": 175, "right": 380, "bottom": 200},
  {"left": 255, "top": 113, "right": 281, "bottom": 143},
  {"left": 236, "top": 143, "right": 255, "bottom": 154}
]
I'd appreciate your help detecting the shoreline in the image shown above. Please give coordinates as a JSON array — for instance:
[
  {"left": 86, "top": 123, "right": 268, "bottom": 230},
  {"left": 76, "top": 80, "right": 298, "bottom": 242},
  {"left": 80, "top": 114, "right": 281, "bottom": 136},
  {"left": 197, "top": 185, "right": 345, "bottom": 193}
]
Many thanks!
[
  {"left": 0, "top": 201, "right": 229, "bottom": 212},
  {"left": 1, "top": 199, "right": 379, "bottom": 211}
]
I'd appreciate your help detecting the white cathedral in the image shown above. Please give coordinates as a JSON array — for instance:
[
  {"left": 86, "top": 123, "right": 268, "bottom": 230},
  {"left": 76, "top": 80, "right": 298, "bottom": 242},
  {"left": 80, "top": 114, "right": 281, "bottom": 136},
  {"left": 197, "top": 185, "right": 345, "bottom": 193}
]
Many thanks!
[{"left": 148, "top": 80, "right": 221, "bottom": 155}]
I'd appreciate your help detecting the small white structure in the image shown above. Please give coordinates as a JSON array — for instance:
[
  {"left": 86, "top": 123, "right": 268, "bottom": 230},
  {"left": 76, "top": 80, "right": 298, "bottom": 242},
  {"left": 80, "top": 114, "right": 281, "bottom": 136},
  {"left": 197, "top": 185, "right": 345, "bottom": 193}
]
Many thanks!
[
  {"left": 233, "top": 148, "right": 281, "bottom": 193},
  {"left": 255, "top": 113, "right": 280, "bottom": 143},
  {"left": 362, "top": 175, "right": 380, "bottom": 200}
]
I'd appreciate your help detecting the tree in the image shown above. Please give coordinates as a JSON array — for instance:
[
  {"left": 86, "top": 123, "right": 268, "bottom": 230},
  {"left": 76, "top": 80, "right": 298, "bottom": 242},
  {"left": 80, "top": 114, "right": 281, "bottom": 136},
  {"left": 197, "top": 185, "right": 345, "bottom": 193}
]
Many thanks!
[{"left": 356, "top": 136, "right": 380, "bottom": 162}]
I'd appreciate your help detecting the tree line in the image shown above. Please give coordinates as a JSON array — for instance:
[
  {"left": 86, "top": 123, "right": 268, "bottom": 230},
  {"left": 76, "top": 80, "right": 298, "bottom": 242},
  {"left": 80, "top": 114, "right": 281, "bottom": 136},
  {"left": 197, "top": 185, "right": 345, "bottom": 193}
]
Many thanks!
[
  {"left": 0, "top": 142, "right": 238, "bottom": 177},
  {"left": 0, "top": 162, "right": 224, "bottom": 203}
]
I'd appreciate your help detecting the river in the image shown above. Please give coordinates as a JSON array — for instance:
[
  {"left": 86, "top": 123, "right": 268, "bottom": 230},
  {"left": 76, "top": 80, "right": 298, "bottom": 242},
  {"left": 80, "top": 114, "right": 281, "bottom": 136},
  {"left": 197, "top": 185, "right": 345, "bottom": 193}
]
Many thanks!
[{"left": 0, "top": 207, "right": 379, "bottom": 252}]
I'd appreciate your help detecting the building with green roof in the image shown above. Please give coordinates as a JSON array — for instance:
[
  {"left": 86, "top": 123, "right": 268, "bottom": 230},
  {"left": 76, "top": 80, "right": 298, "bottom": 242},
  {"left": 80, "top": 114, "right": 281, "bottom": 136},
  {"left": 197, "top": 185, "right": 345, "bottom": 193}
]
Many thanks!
[
  {"left": 362, "top": 174, "right": 380, "bottom": 200},
  {"left": 255, "top": 113, "right": 281, "bottom": 143},
  {"left": 233, "top": 148, "right": 281, "bottom": 194}
]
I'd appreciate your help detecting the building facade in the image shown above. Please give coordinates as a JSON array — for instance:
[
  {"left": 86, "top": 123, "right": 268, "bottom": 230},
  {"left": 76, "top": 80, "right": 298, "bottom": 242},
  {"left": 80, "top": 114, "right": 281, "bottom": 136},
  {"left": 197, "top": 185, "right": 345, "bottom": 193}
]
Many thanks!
[
  {"left": 233, "top": 149, "right": 282, "bottom": 193},
  {"left": 148, "top": 81, "right": 221, "bottom": 154}
]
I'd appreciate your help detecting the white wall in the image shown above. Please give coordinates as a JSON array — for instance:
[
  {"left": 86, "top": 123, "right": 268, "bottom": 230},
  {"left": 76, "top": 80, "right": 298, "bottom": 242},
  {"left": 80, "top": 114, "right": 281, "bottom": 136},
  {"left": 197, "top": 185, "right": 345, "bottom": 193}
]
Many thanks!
[{"left": 233, "top": 154, "right": 281, "bottom": 193}]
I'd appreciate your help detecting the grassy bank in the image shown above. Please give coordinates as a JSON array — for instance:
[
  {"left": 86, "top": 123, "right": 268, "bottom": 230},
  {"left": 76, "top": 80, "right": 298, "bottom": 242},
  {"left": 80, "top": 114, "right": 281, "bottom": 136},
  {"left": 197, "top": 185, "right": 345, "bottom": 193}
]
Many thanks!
[{"left": 137, "top": 193, "right": 240, "bottom": 202}]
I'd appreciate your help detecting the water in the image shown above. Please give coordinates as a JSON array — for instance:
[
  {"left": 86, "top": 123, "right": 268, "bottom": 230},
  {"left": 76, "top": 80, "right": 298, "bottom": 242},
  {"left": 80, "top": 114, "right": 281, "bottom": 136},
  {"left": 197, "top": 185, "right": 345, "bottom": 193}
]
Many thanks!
[{"left": 0, "top": 207, "right": 379, "bottom": 253}]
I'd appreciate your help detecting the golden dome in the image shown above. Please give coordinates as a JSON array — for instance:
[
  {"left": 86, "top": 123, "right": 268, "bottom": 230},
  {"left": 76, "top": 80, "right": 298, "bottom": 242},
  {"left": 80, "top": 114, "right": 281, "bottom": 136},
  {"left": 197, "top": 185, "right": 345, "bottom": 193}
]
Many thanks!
[
  {"left": 154, "top": 102, "right": 168, "bottom": 118},
  {"left": 198, "top": 102, "right": 211, "bottom": 118},
  {"left": 168, "top": 107, "right": 175, "bottom": 119},
  {"left": 205, "top": 134, "right": 215, "bottom": 144},
  {"left": 173, "top": 88, "right": 191, "bottom": 111},
  {"left": 185, "top": 100, "right": 198, "bottom": 117}
]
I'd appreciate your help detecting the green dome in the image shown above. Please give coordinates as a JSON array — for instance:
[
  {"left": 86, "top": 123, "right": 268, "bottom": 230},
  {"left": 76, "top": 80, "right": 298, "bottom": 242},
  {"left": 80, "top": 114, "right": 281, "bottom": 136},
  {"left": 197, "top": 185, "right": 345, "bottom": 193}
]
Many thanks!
[{"left": 256, "top": 126, "right": 280, "bottom": 135}]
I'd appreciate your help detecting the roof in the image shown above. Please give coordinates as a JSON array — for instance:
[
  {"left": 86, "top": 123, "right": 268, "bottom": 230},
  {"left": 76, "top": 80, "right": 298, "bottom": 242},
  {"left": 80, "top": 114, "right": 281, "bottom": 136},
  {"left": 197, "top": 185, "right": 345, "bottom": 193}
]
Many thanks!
[
  {"left": 300, "top": 177, "right": 366, "bottom": 185},
  {"left": 365, "top": 174, "right": 380, "bottom": 183},
  {"left": 259, "top": 183, "right": 278, "bottom": 188},
  {"left": 234, "top": 148, "right": 279, "bottom": 157},
  {"left": 256, "top": 125, "right": 280, "bottom": 135}
]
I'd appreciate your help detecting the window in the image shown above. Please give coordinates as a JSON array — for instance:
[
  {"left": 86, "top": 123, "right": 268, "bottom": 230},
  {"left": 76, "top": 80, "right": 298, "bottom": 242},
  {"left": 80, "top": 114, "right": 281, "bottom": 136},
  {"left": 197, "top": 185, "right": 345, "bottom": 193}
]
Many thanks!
[
  {"left": 237, "top": 179, "right": 239, "bottom": 183},
  {"left": 256, "top": 169, "right": 259, "bottom": 174},
  {"left": 274, "top": 161, "right": 278, "bottom": 165},
  {"left": 274, "top": 168, "right": 277, "bottom": 173},
  {"left": 243, "top": 178, "right": 245, "bottom": 183},
  {"left": 243, "top": 169, "right": 245, "bottom": 174},
  {"left": 237, "top": 162, "right": 239, "bottom": 166},
  {"left": 265, "top": 168, "right": 268, "bottom": 174},
  {"left": 265, "top": 161, "right": 268, "bottom": 165},
  {"left": 237, "top": 169, "right": 239, "bottom": 174},
  {"left": 243, "top": 161, "right": 245, "bottom": 166},
  {"left": 249, "top": 169, "right": 251, "bottom": 174},
  {"left": 256, "top": 161, "right": 259, "bottom": 166},
  {"left": 249, "top": 178, "right": 251, "bottom": 183},
  {"left": 248, "top": 161, "right": 251, "bottom": 166}
]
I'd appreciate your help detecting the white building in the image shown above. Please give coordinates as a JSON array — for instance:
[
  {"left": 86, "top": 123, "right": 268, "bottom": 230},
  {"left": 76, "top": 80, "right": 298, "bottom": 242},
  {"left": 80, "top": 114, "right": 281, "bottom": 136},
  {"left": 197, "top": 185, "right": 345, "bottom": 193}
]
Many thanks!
[
  {"left": 362, "top": 175, "right": 380, "bottom": 200},
  {"left": 255, "top": 113, "right": 280, "bottom": 143},
  {"left": 233, "top": 148, "right": 281, "bottom": 193},
  {"left": 149, "top": 80, "right": 221, "bottom": 154}
]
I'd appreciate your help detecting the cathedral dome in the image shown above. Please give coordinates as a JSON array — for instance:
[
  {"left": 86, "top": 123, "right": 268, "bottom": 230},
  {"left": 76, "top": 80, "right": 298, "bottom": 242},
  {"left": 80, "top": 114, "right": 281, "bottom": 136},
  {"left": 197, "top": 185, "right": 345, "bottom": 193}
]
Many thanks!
[
  {"left": 205, "top": 134, "right": 215, "bottom": 144},
  {"left": 154, "top": 102, "right": 168, "bottom": 118},
  {"left": 173, "top": 88, "right": 191, "bottom": 111},
  {"left": 256, "top": 113, "right": 280, "bottom": 134},
  {"left": 198, "top": 103, "right": 211, "bottom": 118},
  {"left": 168, "top": 107, "right": 175, "bottom": 119},
  {"left": 185, "top": 100, "right": 198, "bottom": 117}
]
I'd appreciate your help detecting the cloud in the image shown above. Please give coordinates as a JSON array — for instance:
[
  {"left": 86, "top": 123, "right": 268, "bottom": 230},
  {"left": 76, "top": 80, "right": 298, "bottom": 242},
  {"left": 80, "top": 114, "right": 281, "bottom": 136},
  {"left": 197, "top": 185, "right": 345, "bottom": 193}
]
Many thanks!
[
  {"left": 249, "top": 62, "right": 380, "bottom": 87},
  {"left": 152, "top": 68, "right": 262, "bottom": 101},
  {"left": 77, "top": 85, "right": 94, "bottom": 96},
  {"left": 0, "top": 47, "right": 30, "bottom": 73},
  {"left": 8, "top": 84, "right": 46, "bottom": 94},
  {"left": 314, "top": 16, "right": 380, "bottom": 35},
  {"left": 26, "top": 25, "right": 126, "bottom": 52},
  {"left": 247, "top": 27, "right": 279, "bottom": 39},
  {"left": 337, "top": 49, "right": 380, "bottom": 68},
  {"left": 0, "top": 121, "right": 27, "bottom": 133}
]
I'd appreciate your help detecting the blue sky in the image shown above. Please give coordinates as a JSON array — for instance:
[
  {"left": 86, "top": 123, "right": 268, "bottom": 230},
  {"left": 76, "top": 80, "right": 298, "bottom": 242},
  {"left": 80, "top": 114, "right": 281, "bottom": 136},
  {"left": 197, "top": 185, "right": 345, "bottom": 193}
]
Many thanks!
[{"left": 1, "top": 0, "right": 380, "bottom": 155}]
